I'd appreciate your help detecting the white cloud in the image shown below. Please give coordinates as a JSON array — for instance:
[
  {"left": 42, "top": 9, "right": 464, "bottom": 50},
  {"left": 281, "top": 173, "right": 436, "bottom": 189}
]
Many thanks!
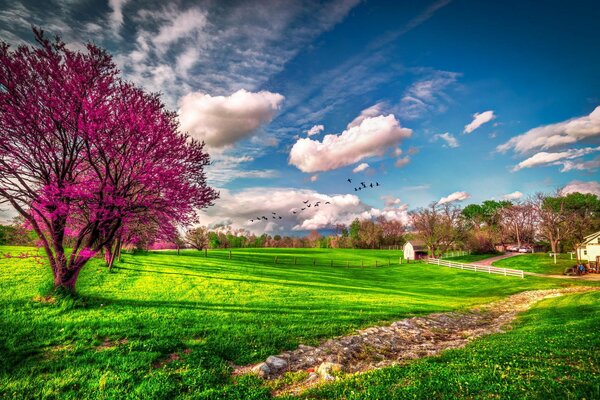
[
  {"left": 559, "top": 156, "right": 600, "bottom": 172},
  {"left": 502, "top": 191, "right": 523, "bottom": 200},
  {"left": 433, "top": 132, "right": 459, "bottom": 148},
  {"left": 289, "top": 114, "right": 412, "bottom": 173},
  {"left": 199, "top": 187, "right": 410, "bottom": 234},
  {"left": 395, "top": 156, "right": 411, "bottom": 168},
  {"left": 511, "top": 146, "right": 600, "bottom": 172},
  {"left": 310, "top": 175, "right": 319, "bottom": 182},
  {"left": 352, "top": 163, "right": 370, "bottom": 173},
  {"left": 205, "top": 154, "right": 278, "bottom": 186},
  {"left": 497, "top": 106, "right": 600, "bottom": 154},
  {"left": 108, "top": 0, "right": 129, "bottom": 28},
  {"left": 464, "top": 110, "right": 495, "bottom": 134},
  {"left": 560, "top": 181, "right": 600, "bottom": 196},
  {"left": 381, "top": 195, "right": 402, "bottom": 207},
  {"left": 399, "top": 71, "right": 460, "bottom": 119},
  {"left": 178, "top": 89, "right": 284, "bottom": 148},
  {"left": 348, "top": 103, "right": 386, "bottom": 128},
  {"left": 438, "top": 191, "right": 471, "bottom": 205},
  {"left": 306, "top": 124, "right": 324, "bottom": 136}
]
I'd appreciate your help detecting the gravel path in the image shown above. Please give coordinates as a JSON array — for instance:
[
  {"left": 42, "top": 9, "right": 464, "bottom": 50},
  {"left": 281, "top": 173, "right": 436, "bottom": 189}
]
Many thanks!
[
  {"left": 233, "top": 286, "right": 599, "bottom": 396},
  {"left": 472, "top": 252, "right": 524, "bottom": 266}
]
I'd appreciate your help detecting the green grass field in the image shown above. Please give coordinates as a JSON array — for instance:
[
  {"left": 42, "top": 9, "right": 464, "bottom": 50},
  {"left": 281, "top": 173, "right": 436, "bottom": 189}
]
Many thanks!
[
  {"left": 493, "top": 253, "right": 579, "bottom": 275},
  {"left": 0, "top": 246, "right": 595, "bottom": 399},
  {"left": 294, "top": 290, "right": 600, "bottom": 400}
]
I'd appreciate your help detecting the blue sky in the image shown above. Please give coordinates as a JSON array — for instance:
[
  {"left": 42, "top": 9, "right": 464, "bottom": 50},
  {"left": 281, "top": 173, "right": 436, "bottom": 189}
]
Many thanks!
[{"left": 1, "top": 0, "right": 599, "bottom": 233}]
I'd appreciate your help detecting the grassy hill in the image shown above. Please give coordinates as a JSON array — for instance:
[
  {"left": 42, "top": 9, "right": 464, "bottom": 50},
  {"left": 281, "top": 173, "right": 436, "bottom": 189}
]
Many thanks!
[{"left": 0, "top": 246, "right": 594, "bottom": 399}]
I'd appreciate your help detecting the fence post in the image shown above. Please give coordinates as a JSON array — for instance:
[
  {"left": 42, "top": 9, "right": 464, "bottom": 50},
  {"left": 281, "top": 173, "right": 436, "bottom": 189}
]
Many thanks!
[
  {"left": 229, "top": 251, "right": 232, "bottom": 260},
  {"left": 313, "top": 259, "right": 316, "bottom": 267},
  {"left": 437, "top": 258, "right": 440, "bottom": 266},
  {"left": 274, "top": 256, "right": 278, "bottom": 264},
  {"left": 294, "top": 257, "right": 297, "bottom": 265},
  {"left": 375, "top": 260, "right": 378, "bottom": 268},
  {"left": 399, "top": 256, "right": 402, "bottom": 265},
  {"left": 388, "top": 258, "right": 391, "bottom": 267},
  {"left": 361, "top": 260, "right": 364, "bottom": 268},
  {"left": 504, "top": 268, "right": 507, "bottom": 276},
  {"left": 330, "top": 260, "right": 333, "bottom": 267},
  {"left": 205, "top": 248, "right": 207, "bottom": 257},
  {"left": 488, "top": 266, "right": 491, "bottom": 274},
  {"left": 347, "top": 261, "right": 349, "bottom": 268}
]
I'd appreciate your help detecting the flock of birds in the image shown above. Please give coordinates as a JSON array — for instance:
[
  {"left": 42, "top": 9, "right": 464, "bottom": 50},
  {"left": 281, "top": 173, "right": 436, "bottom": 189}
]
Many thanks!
[{"left": 248, "top": 178, "right": 382, "bottom": 223}]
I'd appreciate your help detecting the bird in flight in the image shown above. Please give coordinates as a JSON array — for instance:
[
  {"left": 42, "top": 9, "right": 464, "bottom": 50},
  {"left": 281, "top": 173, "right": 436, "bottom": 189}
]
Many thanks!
[
  {"left": 307, "top": 204, "right": 311, "bottom": 207},
  {"left": 347, "top": 178, "right": 352, "bottom": 183},
  {"left": 376, "top": 182, "right": 380, "bottom": 186},
  {"left": 250, "top": 219, "right": 254, "bottom": 222},
  {"left": 370, "top": 183, "right": 373, "bottom": 188},
  {"left": 301, "top": 207, "right": 306, "bottom": 210},
  {"left": 292, "top": 211, "right": 297, "bottom": 214},
  {"left": 303, "top": 200, "right": 309, "bottom": 204},
  {"left": 262, "top": 216, "right": 268, "bottom": 220},
  {"left": 361, "top": 182, "right": 366, "bottom": 188},
  {"left": 278, "top": 216, "right": 282, "bottom": 219},
  {"left": 325, "top": 201, "right": 331, "bottom": 204},
  {"left": 354, "top": 188, "right": 358, "bottom": 191}
]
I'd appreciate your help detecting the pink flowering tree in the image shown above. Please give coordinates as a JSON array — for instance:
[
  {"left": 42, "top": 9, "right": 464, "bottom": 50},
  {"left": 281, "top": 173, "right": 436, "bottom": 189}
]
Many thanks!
[{"left": 0, "top": 29, "right": 218, "bottom": 291}]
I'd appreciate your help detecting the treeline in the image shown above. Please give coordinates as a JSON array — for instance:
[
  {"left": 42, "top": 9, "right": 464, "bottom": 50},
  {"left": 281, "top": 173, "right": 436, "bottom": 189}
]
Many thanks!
[
  {"left": 181, "top": 191, "right": 599, "bottom": 257},
  {"left": 3, "top": 192, "right": 599, "bottom": 260},
  {"left": 183, "top": 217, "right": 406, "bottom": 250}
]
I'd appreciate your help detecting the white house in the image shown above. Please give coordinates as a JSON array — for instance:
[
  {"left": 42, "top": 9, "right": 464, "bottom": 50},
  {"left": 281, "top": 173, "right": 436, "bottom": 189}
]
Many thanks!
[{"left": 577, "top": 231, "right": 600, "bottom": 263}]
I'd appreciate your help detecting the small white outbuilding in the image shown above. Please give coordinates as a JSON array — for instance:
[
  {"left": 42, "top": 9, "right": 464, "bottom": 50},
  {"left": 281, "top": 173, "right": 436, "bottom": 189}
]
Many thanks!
[
  {"left": 577, "top": 231, "right": 600, "bottom": 264},
  {"left": 403, "top": 240, "right": 428, "bottom": 261}
]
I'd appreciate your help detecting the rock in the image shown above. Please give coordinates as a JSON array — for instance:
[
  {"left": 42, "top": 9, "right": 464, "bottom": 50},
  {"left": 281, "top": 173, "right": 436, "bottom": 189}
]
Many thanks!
[
  {"left": 316, "top": 362, "right": 342, "bottom": 379},
  {"left": 266, "top": 356, "right": 288, "bottom": 371},
  {"left": 251, "top": 363, "right": 270, "bottom": 378}
]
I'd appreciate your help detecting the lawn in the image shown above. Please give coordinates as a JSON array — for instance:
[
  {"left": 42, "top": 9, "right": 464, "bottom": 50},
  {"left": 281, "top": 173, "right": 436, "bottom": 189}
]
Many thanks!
[
  {"left": 493, "top": 253, "right": 578, "bottom": 275},
  {"left": 294, "top": 290, "right": 600, "bottom": 400},
  {"left": 442, "top": 253, "right": 499, "bottom": 263},
  {"left": 0, "top": 246, "right": 592, "bottom": 399}
]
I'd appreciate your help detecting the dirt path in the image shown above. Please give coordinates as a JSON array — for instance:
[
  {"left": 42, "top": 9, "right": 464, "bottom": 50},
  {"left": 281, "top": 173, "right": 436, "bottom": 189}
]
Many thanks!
[
  {"left": 233, "top": 286, "right": 599, "bottom": 397},
  {"left": 472, "top": 252, "right": 524, "bottom": 266}
]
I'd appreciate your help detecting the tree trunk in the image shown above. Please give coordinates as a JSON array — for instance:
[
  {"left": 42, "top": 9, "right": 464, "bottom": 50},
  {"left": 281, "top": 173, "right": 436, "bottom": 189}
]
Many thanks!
[
  {"left": 104, "top": 245, "right": 113, "bottom": 266},
  {"left": 53, "top": 265, "right": 83, "bottom": 292}
]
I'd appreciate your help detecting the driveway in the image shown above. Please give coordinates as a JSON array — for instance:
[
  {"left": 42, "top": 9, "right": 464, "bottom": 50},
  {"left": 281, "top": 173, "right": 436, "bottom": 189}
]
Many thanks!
[{"left": 473, "top": 252, "right": 524, "bottom": 266}]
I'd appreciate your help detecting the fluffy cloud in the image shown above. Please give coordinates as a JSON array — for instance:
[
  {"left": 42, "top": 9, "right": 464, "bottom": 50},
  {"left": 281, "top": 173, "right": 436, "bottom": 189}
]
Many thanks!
[
  {"left": 511, "top": 146, "right": 600, "bottom": 172},
  {"left": 306, "top": 124, "right": 324, "bottom": 136},
  {"left": 464, "top": 110, "right": 495, "bottom": 134},
  {"left": 347, "top": 103, "right": 386, "bottom": 128},
  {"left": 289, "top": 114, "right": 412, "bottom": 173},
  {"left": 310, "top": 175, "right": 319, "bottom": 182},
  {"left": 438, "top": 191, "right": 471, "bottom": 205},
  {"left": 432, "top": 132, "right": 459, "bottom": 148},
  {"left": 352, "top": 163, "right": 370, "bottom": 173},
  {"left": 560, "top": 181, "right": 600, "bottom": 196},
  {"left": 502, "top": 191, "right": 523, "bottom": 200},
  {"left": 498, "top": 106, "right": 600, "bottom": 154},
  {"left": 199, "top": 187, "right": 410, "bottom": 234},
  {"left": 178, "top": 89, "right": 284, "bottom": 148}
]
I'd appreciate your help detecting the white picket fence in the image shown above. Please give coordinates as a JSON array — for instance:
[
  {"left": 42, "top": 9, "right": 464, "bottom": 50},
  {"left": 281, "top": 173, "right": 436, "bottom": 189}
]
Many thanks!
[{"left": 426, "top": 257, "right": 524, "bottom": 278}]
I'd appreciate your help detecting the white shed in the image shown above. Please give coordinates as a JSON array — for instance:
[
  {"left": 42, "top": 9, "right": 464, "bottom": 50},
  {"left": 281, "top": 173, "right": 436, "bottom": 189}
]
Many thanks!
[
  {"left": 403, "top": 240, "right": 428, "bottom": 260},
  {"left": 577, "top": 231, "right": 600, "bottom": 264}
]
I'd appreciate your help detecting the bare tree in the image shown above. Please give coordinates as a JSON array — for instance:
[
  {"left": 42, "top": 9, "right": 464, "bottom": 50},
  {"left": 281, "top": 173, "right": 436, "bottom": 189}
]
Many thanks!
[
  {"left": 500, "top": 202, "right": 535, "bottom": 248},
  {"left": 186, "top": 227, "right": 209, "bottom": 251},
  {"left": 410, "top": 203, "right": 463, "bottom": 257}
]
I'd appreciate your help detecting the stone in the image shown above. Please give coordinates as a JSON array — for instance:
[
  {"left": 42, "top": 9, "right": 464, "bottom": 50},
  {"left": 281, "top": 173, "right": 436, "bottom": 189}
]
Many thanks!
[
  {"left": 251, "top": 362, "right": 270, "bottom": 378},
  {"left": 316, "top": 362, "right": 342, "bottom": 379},
  {"left": 265, "top": 355, "right": 288, "bottom": 371}
]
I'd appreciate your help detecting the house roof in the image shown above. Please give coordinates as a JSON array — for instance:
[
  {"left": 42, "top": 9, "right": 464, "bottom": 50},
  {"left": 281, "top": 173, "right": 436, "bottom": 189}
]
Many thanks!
[
  {"left": 405, "top": 240, "right": 427, "bottom": 251},
  {"left": 582, "top": 231, "right": 600, "bottom": 245}
]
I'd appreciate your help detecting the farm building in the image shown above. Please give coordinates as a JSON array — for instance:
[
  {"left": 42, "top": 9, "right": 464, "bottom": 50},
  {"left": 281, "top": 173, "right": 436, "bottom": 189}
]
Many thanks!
[
  {"left": 403, "top": 240, "right": 428, "bottom": 261},
  {"left": 577, "top": 231, "right": 600, "bottom": 264}
]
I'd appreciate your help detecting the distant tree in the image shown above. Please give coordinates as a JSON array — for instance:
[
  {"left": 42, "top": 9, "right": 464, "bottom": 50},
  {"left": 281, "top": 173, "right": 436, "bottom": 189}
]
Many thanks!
[
  {"left": 500, "top": 202, "right": 535, "bottom": 248},
  {"left": 377, "top": 216, "right": 406, "bottom": 246},
  {"left": 358, "top": 220, "right": 384, "bottom": 249},
  {"left": 410, "top": 203, "right": 463, "bottom": 257},
  {"left": 0, "top": 30, "right": 217, "bottom": 291},
  {"left": 186, "top": 227, "right": 209, "bottom": 251}
]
